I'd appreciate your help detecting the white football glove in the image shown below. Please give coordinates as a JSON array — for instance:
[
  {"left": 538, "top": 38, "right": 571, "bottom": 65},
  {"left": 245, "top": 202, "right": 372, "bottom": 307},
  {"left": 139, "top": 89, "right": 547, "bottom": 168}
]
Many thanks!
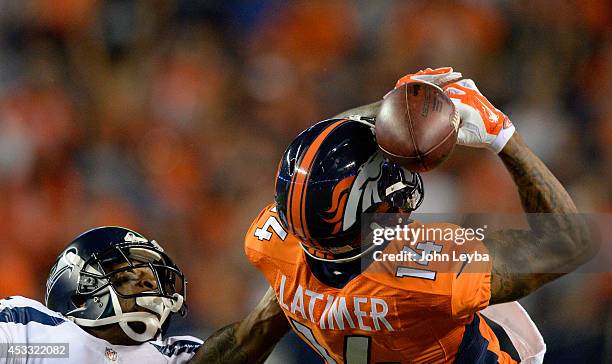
[{"left": 443, "top": 79, "right": 515, "bottom": 153}]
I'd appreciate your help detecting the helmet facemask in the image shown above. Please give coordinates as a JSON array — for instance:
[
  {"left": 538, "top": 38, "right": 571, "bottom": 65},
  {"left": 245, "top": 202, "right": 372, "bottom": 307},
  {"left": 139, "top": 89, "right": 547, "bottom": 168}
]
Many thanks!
[
  {"left": 61, "top": 242, "right": 186, "bottom": 342},
  {"left": 381, "top": 163, "right": 424, "bottom": 213}
]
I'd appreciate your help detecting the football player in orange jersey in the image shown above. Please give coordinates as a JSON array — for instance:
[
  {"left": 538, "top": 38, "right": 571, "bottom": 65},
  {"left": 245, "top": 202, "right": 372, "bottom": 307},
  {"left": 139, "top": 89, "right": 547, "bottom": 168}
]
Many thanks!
[{"left": 201, "top": 68, "right": 595, "bottom": 363}]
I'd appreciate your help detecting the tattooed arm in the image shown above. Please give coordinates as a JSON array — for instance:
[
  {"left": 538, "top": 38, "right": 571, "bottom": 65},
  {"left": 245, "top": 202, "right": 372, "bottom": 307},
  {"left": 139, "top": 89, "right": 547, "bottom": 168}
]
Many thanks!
[
  {"left": 484, "top": 133, "right": 595, "bottom": 304},
  {"left": 189, "top": 287, "right": 290, "bottom": 363}
]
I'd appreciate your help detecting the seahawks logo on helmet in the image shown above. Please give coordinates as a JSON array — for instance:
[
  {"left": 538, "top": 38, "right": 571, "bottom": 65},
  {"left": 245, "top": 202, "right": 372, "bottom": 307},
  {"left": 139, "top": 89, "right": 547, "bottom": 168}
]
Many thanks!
[
  {"left": 123, "top": 232, "right": 148, "bottom": 244},
  {"left": 45, "top": 247, "right": 83, "bottom": 304}
]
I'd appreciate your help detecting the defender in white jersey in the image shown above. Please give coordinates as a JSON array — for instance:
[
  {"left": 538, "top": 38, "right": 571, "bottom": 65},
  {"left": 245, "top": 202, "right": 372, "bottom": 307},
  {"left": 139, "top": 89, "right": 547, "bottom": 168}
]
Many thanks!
[
  {"left": 0, "top": 296, "right": 201, "bottom": 363},
  {"left": 0, "top": 226, "right": 289, "bottom": 363}
]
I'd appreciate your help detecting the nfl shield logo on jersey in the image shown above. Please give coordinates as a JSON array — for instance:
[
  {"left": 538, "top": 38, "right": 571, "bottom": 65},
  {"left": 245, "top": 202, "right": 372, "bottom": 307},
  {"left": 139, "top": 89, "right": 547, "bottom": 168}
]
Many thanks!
[{"left": 105, "top": 347, "right": 118, "bottom": 362}]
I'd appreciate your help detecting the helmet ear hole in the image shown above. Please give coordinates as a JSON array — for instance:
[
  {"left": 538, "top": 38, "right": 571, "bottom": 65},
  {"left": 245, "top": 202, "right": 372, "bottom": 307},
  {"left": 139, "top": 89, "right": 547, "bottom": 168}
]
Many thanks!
[{"left": 71, "top": 294, "right": 86, "bottom": 308}]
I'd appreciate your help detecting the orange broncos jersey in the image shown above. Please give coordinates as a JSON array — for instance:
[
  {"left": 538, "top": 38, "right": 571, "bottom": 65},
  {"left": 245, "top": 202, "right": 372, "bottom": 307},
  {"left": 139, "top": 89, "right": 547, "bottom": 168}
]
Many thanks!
[{"left": 245, "top": 204, "right": 517, "bottom": 364}]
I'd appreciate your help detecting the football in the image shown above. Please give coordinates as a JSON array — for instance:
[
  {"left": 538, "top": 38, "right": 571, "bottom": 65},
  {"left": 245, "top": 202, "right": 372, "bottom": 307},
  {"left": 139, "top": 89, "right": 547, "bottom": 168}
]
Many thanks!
[{"left": 376, "top": 82, "right": 459, "bottom": 172}]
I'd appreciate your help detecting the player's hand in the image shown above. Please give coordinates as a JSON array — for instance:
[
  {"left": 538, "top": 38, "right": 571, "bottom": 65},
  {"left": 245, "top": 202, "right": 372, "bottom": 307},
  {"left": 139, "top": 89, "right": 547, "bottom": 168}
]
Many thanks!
[
  {"left": 443, "top": 79, "right": 515, "bottom": 153},
  {"left": 394, "top": 67, "right": 463, "bottom": 89}
]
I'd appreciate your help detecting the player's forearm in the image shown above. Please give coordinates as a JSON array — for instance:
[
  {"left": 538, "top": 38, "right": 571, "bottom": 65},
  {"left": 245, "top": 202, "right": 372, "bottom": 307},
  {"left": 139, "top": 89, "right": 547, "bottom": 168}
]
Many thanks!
[
  {"left": 331, "top": 100, "right": 382, "bottom": 119},
  {"left": 232, "top": 287, "right": 289, "bottom": 362},
  {"left": 191, "top": 322, "right": 280, "bottom": 364},
  {"left": 499, "top": 133, "right": 576, "bottom": 214},
  {"left": 191, "top": 322, "right": 249, "bottom": 363},
  {"left": 485, "top": 133, "right": 593, "bottom": 303},
  {"left": 190, "top": 288, "right": 289, "bottom": 364},
  {"left": 496, "top": 132, "right": 592, "bottom": 263}
]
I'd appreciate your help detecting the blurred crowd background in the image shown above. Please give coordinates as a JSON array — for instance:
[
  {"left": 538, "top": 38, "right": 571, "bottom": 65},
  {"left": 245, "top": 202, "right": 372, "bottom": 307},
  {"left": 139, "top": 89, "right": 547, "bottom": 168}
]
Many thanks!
[{"left": 0, "top": 0, "right": 609, "bottom": 362}]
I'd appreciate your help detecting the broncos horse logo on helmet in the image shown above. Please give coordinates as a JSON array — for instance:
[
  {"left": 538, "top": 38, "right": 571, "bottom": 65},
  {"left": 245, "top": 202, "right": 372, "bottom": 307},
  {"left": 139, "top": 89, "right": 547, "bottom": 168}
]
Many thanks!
[{"left": 275, "top": 117, "right": 424, "bottom": 261}]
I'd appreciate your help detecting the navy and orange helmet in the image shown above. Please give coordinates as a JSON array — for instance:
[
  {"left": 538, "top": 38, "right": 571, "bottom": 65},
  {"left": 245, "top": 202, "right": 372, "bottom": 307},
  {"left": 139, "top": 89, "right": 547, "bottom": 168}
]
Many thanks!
[{"left": 275, "top": 117, "right": 424, "bottom": 260}]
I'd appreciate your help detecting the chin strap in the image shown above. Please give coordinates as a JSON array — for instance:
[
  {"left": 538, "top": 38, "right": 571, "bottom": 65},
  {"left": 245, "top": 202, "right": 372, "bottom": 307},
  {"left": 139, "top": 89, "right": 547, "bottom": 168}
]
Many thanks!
[
  {"left": 301, "top": 240, "right": 378, "bottom": 263},
  {"left": 73, "top": 288, "right": 184, "bottom": 342},
  {"left": 300, "top": 221, "right": 391, "bottom": 264}
]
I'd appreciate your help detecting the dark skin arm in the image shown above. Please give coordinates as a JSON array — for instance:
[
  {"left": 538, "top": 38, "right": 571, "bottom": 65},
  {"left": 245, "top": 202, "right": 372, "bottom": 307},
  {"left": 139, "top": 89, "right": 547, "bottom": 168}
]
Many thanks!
[
  {"left": 485, "top": 133, "right": 595, "bottom": 304},
  {"left": 332, "top": 101, "right": 382, "bottom": 119},
  {"left": 189, "top": 287, "right": 289, "bottom": 364}
]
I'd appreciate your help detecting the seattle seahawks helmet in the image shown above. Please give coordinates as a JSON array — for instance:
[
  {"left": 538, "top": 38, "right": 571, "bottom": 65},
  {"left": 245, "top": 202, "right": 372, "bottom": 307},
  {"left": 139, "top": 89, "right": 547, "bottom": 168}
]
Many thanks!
[
  {"left": 45, "top": 226, "right": 186, "bottom": 342},
  {"left": 275, "top": 117, "right": 424, "bottom": 261}
]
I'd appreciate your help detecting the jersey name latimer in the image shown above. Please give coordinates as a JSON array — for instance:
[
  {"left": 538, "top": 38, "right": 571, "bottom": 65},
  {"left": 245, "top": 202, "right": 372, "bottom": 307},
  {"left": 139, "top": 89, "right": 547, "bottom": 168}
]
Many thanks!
[{"left": 277, "top": 275, "right": 394, "bottom": 332}]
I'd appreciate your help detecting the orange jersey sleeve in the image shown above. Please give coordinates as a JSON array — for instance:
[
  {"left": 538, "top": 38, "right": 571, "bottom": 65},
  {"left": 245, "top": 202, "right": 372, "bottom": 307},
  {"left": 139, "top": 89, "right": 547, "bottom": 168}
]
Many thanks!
[{"left": 244, "top": 203, "right": 302, "bottom": 286}]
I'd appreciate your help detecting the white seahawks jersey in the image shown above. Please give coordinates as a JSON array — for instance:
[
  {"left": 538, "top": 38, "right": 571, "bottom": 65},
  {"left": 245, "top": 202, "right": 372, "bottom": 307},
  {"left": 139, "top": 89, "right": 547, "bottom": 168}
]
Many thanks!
[{"left": 0, "top": 296, "right": 202, "bottom": 363}]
